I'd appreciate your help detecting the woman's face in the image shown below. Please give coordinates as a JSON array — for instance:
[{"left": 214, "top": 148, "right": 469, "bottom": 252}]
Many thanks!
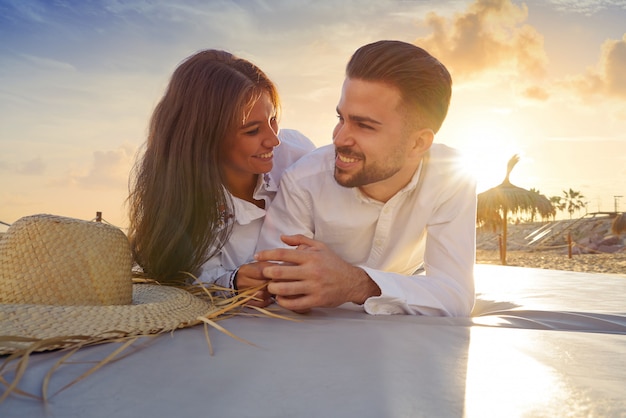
[{"left": 221, "top": 92, "right": 280, "bottom": 177}]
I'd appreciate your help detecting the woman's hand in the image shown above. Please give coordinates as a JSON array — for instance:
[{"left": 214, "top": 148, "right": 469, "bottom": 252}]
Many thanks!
[{"left": 235, "top": 261, "right": 275, "bottom": 307}]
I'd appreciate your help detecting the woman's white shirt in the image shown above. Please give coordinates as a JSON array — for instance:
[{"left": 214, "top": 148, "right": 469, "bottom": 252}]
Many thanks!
[{"left": 196, "top": 129, "right": 315, "bottom": 287}]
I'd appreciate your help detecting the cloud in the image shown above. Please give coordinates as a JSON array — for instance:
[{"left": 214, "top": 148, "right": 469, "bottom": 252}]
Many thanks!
[
  {"left": 16, "top": 157, "right": 45, "bottom": 175},
  {"left": 0, "top": 0, "right": 47, "bottom": 23},
  {"left": 411, "top": 0, "right": 626, "bottom": 104},
  {"left": 77, "top": 145, "right": 136, "bottom": 189},
  {"left": 603, "top": 35, "right": 626, "bottom": 94},
  {"left": 547, "top": 0, "right": 626, "bottom": 16},
  {"left": 522, "top": 85, "right": 550, "bottom": 101},
  {"left": 51, "top": 144, "right": 137, "bottom": 190},
  {"left": 19, "top": 53, "right": 76, "bottom": 72},
  {"left": 0, "top": 158, "right": 45, "bottom": 175},
  {"left": 415, "top": 0, "right": 548, "bottom": 81},
  {"left": 566, "top": 34, "right": 626, "bottom": 99}
]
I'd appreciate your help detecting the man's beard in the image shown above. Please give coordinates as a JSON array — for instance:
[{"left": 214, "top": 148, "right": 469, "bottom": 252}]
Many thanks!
[{"left": 334, "top": 146, "right": 404, "bottom": 188}]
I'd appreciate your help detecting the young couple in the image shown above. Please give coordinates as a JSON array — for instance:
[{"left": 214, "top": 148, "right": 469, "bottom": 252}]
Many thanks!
[{"left": 127, "top": 40, "right": 477, "bottom": 317}]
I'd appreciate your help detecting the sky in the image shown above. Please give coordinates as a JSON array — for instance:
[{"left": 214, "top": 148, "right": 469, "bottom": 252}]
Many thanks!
[{"left": 1, "top": 0, "right": 626, "bottom": 229}]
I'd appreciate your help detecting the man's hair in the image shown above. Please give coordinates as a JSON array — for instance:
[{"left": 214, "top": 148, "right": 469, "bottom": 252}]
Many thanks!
[{"left": 346, "top": 40, "right": 452, "bottom": 133}]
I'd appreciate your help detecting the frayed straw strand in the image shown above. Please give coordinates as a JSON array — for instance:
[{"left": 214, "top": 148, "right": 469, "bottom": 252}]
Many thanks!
[
  {"left": 246, "top": 305, "right": 301, "bottom": 322},
  {"left": 0, "top": 375, "right": 38, "bottom": 400},
  {"left": 44, "top": 338, "right": 138, "bottom": 401},
  {"left": 1, "top": 333, "right": 145, "bottom": 402},
  {"left": 197, "top": 316, "right": 257, "bottom": 348},
  {"left": 1, "top": 275, "right": 295, "bottom": 403},
  {"left": 203, "top": 323, "right": 214, "bottom": 356}
]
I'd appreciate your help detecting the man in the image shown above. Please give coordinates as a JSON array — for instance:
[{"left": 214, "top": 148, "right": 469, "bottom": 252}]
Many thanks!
[{"left": 254, "top": 40, "right": 476, "bottom": 316}]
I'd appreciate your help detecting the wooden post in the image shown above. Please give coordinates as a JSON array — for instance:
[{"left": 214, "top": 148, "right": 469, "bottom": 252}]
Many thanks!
[
  {"left": 501, "top": 210, "right": 508, "bottom": 266},
  {"left": 498, "top": 234, "right": 504, "bottom": 265},
  {"left": 96, "top": 212, "right": 102, "bottom": 222},
  {"left": 567, "top": 232, "right": 572, "bottom": 259}
]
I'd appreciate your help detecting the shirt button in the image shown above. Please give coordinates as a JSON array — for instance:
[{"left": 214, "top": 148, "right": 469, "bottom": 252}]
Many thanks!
[{"left": 375, "top": 239, "right": 383, "bottom": 247}]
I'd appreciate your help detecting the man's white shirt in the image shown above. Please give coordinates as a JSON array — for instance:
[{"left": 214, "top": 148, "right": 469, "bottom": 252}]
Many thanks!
[{"left": 256, "top": 143, "right": 477, "bottom": 316}]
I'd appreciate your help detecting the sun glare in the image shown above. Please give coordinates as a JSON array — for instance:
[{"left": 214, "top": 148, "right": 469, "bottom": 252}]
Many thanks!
[
  {"left": 454, "top": 124, "right": 523, "bottom": 193},
  {"left": 464, "top": 327, "right": 566, "bottom": 417}
]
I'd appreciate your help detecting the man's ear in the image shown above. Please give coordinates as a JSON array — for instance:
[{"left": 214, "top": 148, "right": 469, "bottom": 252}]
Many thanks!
[{"left": 409, "top": 128, "right": 434, "bottom": 157}]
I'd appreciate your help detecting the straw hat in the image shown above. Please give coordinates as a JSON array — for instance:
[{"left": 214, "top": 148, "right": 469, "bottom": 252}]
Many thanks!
[{"left": 0, "top": 214, "right": 213, "bottom": 355}]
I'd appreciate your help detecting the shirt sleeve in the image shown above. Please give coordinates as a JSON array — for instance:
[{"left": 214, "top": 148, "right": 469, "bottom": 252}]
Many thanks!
[
  {"left": 362, "top": 174, "right": 477, "bottom": 317},
  {"left": 196, "top": 253, "right": 238, "bottom": 289}
]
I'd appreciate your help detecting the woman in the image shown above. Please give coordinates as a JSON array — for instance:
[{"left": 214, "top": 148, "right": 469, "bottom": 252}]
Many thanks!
[{"left": 127, "top": 50, "right": 315, "bottom": 307}]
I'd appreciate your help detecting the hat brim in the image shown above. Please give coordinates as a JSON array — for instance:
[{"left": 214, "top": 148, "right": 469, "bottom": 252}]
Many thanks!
[{"left": 0, "top": 284, "right": 213, "bottom": 354}]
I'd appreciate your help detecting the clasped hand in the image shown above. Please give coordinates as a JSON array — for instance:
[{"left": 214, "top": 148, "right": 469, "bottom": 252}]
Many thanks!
[
  {"left": 234, "top": 261, "right": 274, "bottom": 307},
  {"left": 253, "top": 234, "right": 380, "bottom": 312}
]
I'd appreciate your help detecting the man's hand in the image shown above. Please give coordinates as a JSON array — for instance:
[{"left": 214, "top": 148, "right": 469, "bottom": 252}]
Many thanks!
[
  {"left": 235, "top": 261, "right": 275, "bottom": 307},
  {"left": 254, "top": 235, "right": 381, "bottom": 312}
]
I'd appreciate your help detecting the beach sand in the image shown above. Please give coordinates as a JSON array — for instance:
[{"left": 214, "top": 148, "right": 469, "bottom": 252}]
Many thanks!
[
  {"left": 476, "top": 216, "right": 626, "bottom": 277},
  {"left": 476, "top": 249, "right": 626, "bottom": 276}
]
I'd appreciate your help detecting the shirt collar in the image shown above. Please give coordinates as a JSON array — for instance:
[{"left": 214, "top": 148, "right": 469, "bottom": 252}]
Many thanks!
[
  {"left": 222, "top": 172, "right": 278, "bottom": 226},
  {"left": 256, "top": 171, "right": 278, "bottom": 197}
]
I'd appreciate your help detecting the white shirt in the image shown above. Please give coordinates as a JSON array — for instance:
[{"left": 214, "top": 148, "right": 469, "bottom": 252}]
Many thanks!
[
  {"left": 197, "top": 129, "right": 315, "bottom": 288},
  {"left": 256, "top": 143, "right": 477, "bottom": 316}
]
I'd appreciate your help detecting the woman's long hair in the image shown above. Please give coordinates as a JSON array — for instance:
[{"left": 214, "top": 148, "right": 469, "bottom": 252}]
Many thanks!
[{"left": 127, "top": 50, "right": 280, "bottom": 284}]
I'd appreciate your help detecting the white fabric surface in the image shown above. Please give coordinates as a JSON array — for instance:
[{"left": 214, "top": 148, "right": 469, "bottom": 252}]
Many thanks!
[
  {"left": 1, "top": 265, "right": 625, "bottom": 417},
  {"left": 256, "top": 143, "right": 477, "bottom": 316}
]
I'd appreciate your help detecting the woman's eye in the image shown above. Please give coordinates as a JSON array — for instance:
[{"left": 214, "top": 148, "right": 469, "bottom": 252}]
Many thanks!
[{"left": 245, "top": 128, "right": 260, "bottom": 136}]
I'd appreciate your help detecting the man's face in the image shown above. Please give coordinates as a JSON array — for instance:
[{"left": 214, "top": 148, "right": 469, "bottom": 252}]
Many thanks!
[{"left": 332, "top": 78, "right": 413, "bottom": 191}]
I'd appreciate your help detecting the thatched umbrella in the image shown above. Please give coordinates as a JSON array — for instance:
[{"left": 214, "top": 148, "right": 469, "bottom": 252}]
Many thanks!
[
  {"left": 612, "top": 212, "right": 626, "bottom": 237},
  {"left": 477, "top": 155, "right": 553, "bottom": 265}
]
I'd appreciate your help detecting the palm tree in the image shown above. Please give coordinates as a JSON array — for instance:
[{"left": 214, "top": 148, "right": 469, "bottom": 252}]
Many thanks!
[
  {"left": 562, "top": 188, "right": 586, "bottom": 219},
  {"left": 549, "top": 195, "right": 564, "bottom": 221},
  {"left": 477, "top": 155, "right": 553, "bottom": 265},
  {"left": 612, "top": 212, "right": 626, "bottom": 237}
]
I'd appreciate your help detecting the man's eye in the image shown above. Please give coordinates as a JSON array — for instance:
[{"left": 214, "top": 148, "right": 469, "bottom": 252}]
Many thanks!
[
  {"left": 358, "top": 123, "right": 373, "bottom": 130},
  {"left": 336, "top": 115, "right": 344, "bottom": 122}
]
